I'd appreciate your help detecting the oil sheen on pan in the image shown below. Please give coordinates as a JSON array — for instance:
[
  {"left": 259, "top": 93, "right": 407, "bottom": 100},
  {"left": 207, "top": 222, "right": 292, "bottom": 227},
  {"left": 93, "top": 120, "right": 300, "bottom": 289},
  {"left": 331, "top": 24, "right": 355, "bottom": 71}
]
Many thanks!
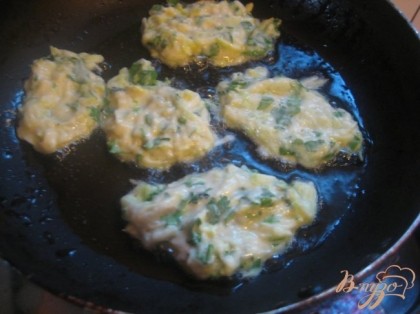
[
  {"left": 7, "top": 33, "right": 367, "bottom": 287},
  {"left": 0, "top": 0, "right": 375, "bottom": 312}
]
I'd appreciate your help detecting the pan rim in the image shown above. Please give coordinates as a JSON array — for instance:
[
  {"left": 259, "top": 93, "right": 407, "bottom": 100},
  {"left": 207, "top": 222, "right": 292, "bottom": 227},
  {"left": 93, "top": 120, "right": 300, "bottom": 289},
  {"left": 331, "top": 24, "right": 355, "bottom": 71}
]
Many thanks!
[{"left": 266, "top": 213, "right": 420, "bottom": 313}]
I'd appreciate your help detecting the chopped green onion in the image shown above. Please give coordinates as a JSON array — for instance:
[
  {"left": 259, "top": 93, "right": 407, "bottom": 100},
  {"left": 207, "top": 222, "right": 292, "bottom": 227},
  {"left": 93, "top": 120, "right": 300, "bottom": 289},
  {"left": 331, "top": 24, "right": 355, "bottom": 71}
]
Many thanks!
[
  {"left": 142, "top": 137, "right": 171, "bottom": 150},
  {"left": 323, "top": 152, "right": 336, "bottom": 161},
  {"left": 224, "top": 249, "right": 235, "bottom": 256},
  {"left": 177, "top": 198, "right": 190, "bottom": 211},
  {"left": 167, "top": 0, "right": 179, "bottom": 6},
  {"left": 286, "top": 95, "right": 301, "bottom": 108},
  {"left": 190, "top": 219, "right": 202, "bottom": 245},
  {"left": 177, "top": 116, "right": 187, "bottom": 125},
  {"left": 176, "top": 190, "right": 211, "bottom": 219},
  {"left": 89, "top": 107, "right": 101, "bottom": 122},
  {"left": 314, "top": 131, "right": 322, "bottom": 138},
  {"left": 207, "top": 43, "right": 220, "bottom": 57},
  {"left": 184, "top": 179, "right": 205, "bottom": 188},
  {"left": 109, "top": 87, "right": 124, "bottom": 93},
  {"left": 135, "top": 154, "right": 143, "bottom": 163},
  {"left": 349, "top": 134, "right": 362, "bottom": 151},
  {"left": 206, "top": 196, "right": 232, "bottom": 225},
  {"left": 227, "top": 80, "right": 249, "bottom": 92},
  {"left": 245, "top": 210, "right": 263, "bottom": 220},
  {"left": 150, "top": 35, "right": 167, "bottom": 49},
  {"left": 259, "top": 197, "right": 273, "bottom": 207},
  {"left": 150, "top": 4, "right": 163, "bottom": 13},
  {"left": 135, "top": 184, "right": 164, "bottom": 202},
  {"left": 279, "top": 147, "right": 295, "bottom": 156},
  {"left": 224, "top": 211, "right": 235, "bottom": 223},
  {"left": 145, "top": 114, "right": 154, "bottom": 126},
  {"left": 263, "top": 215, "right": 278, "bottom": 223},
  {"left": 270, "top": 236, "right": 288, "bottom": 247},
  {"left": 292, "top": 138, "right": 304, "bottom": 146},
  {"left": 246, "top": 37, "right": 257, "bottom": 46},
  {"left": 107, "top": 141, "right": 121, "bottom": 154},
  {"left": 67, "top": 103, "right": 79, "bottom": 112},
  {"left": 129, "top": 63, "right": 158, "bottom": 86},
  {"left": 198, "top": 244, "right": 214, "bottom": 264},
  {"left": 223, "top": 32, "right": 234, "bottom": 43},
  {"left": 102, "top": 97, "right": 113, "bottom": 115},
  {"left": 261, "top": 188, "right": 275, "bottom": 198},
  {"left": 160, "top": 210, "right": 182, "bottom": 226},
  {"left": 195, "top": 16, "right": 205, "bottom": 26},
  {"left": 67, "top": 74, "right": 85, "bottom": 84},
  {"left": 242, "top": 257, "right": 262, "bottom": 270},
  {"left": 240, "top": 21, "right": 254, "bottom": 31},
  {"left": 242, "top": 49, "right": 266, "bottom": 58},
  {"left": 271, "top": 85, "right": 302, "bottom": 127},
  {"left": 304, "top": 139, "right": 325, "bottom": 152},
  {"left": 333, "top": 110, "right": 345, "bottom": 118},
  {"left": 257, "top": 96, "right": 274, "bottom": 110},
  {"left": 188, "top": 189, "right": 211, "bottom": 204}
]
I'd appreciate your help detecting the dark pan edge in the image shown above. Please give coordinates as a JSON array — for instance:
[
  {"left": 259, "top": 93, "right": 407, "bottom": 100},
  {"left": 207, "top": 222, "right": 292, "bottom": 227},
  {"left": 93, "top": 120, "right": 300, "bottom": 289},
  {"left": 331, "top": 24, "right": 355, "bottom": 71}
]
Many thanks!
[
  {"left": 269, "top": 213, "right": 420, "bottom": 314},
  {"left": 386, "top": 0, "right": 420, "bottom": 34}
]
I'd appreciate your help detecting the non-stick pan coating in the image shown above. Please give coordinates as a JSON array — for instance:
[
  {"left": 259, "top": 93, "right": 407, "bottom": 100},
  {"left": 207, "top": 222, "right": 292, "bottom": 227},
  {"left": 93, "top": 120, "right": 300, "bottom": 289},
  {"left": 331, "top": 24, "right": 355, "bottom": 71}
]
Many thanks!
[{"left": 0, "top": 0, "right": 419, "bottom": 313}]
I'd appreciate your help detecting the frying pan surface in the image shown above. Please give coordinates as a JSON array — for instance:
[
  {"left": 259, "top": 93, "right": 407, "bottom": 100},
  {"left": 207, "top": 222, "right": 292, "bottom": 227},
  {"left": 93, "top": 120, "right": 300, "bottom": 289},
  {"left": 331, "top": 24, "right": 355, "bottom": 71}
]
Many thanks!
[{"left": 0, "top": 0, "right": 419, "bottom": 313}]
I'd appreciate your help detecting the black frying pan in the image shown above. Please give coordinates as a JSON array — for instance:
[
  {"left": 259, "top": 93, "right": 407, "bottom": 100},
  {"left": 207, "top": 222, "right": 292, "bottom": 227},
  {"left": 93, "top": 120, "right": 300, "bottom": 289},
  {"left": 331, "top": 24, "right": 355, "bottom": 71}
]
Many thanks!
[{"left": 0, "top": 0, "right": 419, "bottom": 313}]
